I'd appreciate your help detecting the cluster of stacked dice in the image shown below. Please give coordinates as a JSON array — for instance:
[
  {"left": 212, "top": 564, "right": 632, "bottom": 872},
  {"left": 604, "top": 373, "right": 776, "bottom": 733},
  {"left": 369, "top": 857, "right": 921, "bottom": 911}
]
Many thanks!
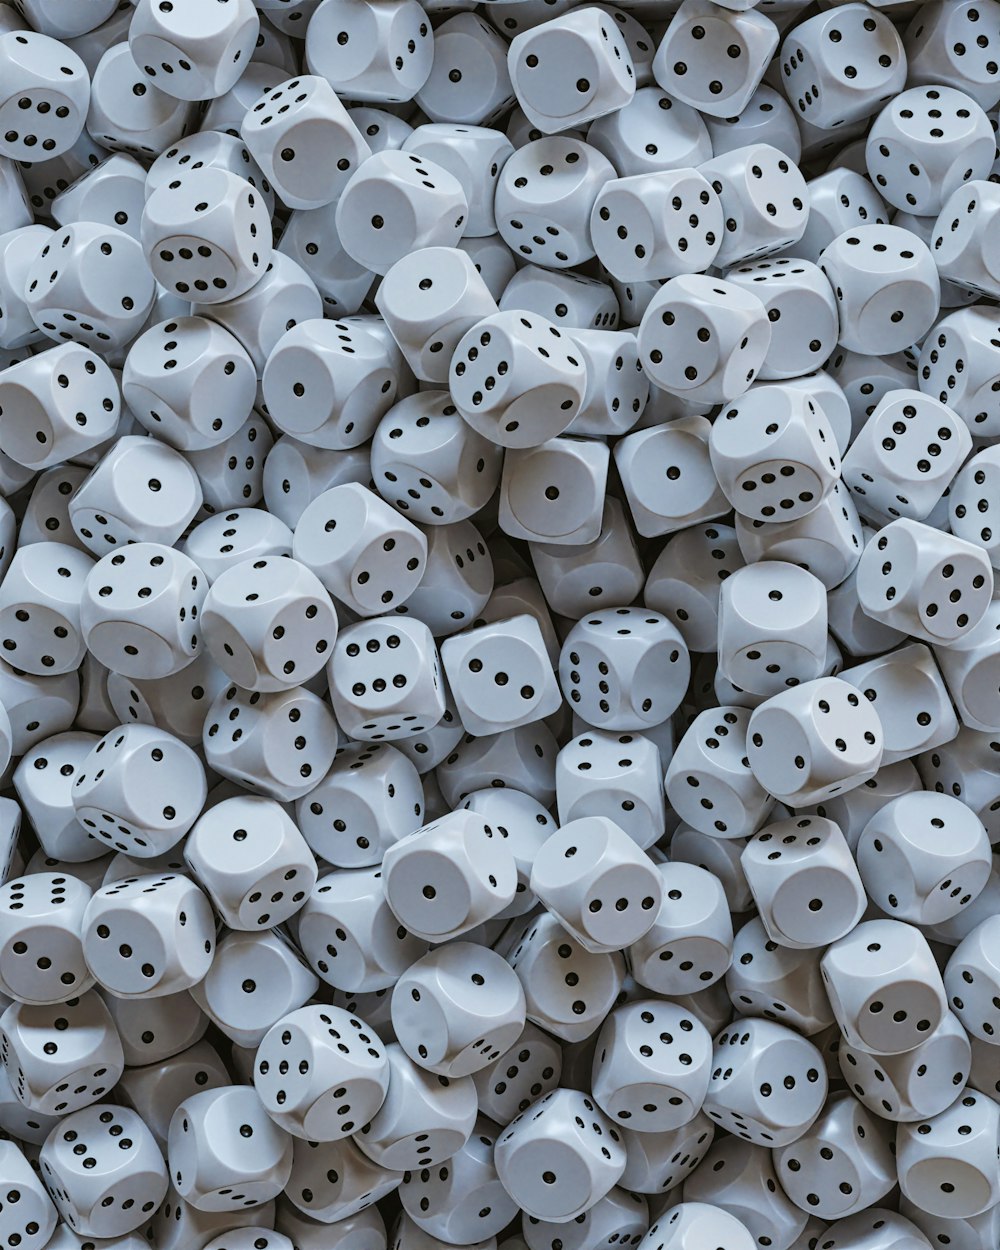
[{"left": 8, "top": 0, "right": 1000, "bottom": 1248}]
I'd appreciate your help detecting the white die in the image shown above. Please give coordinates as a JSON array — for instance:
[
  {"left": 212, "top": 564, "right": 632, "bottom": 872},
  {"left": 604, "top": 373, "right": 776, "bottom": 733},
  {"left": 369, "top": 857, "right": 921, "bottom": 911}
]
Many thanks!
[
  {"left": 637, "top": 274, "right": 771, "bottom": 405},
  {"left": 822, "top": 918, "right": 948, "bottom": 1055},
  {"left": 592, "top": 998, "right": 713, "bottom": 1133},
  {"left": 0, "top": 29, "right": 89, "bottom": 160},
  {"left": 140, "top": 167, "right": 271, "bottom": 304},
  {"left": 122, "top": 315, "right": 257, "bottom": 451},
  {"left": 448, "top": 310, "right": 588, "bottom": 449},
  {"left": 81, "top": 872, "right": 214, "bottom": 998},
  {"left": 128, "top": 0, "right": 258, "bottom": 102},
  {"left": 819, "top": 225, "right": 941, "bottom": 357},
  {"left": 304, "top": 0, "right": 433, "bottom": 104},
  {"left": 184, "top": 794, "right": 316, "bottom": 930},
  {"left": 293, "top": 483, "right": 427, "bottom": 617},
  {"left": 855, "top": 520, "right": 994, "bottom": 647},
  {"left": 778, "top": 4, "right": 906, "bottom": 130},
  {"left": 494, "top": 1088, "right": 626, "bottom": 1222},
  {"left": 335, "top": 150, "right": 469, "bottom": 276},
  {"left": 507, "top": 7, "right": 635, "bottom": 134},
  {"left": 652, "top": 0, "right": 778, "bottom": 119},
  {"left": 0, "top": 343, "right": 119, "bottom": 471},
  {"left": 253, "top": 1004, "right": 389, "bottom": 1141},
  {"left": 741, "top": 815, "right": 866, "bottom": 950},
  {"left": 747, "top": 676, "right": 884, "bottom": 807},
  {"left": 241, "top": 75, "right": 371, "bottom": 211},
  {"left": 381, "top": 810, "right": 517, "bottom": 943},
  {"left": 866, "top": 86, "right": 994, "bottom": 216},
  {"left": 391, "top": 941, "right": 526, "bottom": 1077}
]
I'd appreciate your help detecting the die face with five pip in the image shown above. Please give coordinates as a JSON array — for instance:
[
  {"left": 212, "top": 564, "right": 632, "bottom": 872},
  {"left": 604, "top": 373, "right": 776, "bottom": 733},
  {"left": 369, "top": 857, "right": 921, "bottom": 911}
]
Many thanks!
[{"left": 592, "top": 998, "right": 713, "bottom": 1134}]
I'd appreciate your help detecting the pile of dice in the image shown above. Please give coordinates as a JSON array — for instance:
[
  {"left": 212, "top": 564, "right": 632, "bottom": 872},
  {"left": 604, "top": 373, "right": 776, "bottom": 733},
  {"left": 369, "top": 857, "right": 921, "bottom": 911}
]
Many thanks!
[{"left": 4, "top": 0, "right": 1000, "bottom": 1248}]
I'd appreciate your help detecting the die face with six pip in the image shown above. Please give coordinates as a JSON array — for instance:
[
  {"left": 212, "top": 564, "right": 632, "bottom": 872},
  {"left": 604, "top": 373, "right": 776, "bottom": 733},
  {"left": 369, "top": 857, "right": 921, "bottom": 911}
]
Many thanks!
[
  {"left": 141, "top": 166, "right": 271, "bottom": 304},
  {"left": 241, "top": 74, "right": 371, "bottom": 212},
  {"left": 0, "top": 28, "right": 90, "bottom": 160},
  {"left": 778, "top": 4, "right": 906, "bottom": 130},
  {"left": 448, "top": 310, "right": 588, "bottom": 450},
  {"left": 559, "top": 607, "right": 691, "bottom": 732}
]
